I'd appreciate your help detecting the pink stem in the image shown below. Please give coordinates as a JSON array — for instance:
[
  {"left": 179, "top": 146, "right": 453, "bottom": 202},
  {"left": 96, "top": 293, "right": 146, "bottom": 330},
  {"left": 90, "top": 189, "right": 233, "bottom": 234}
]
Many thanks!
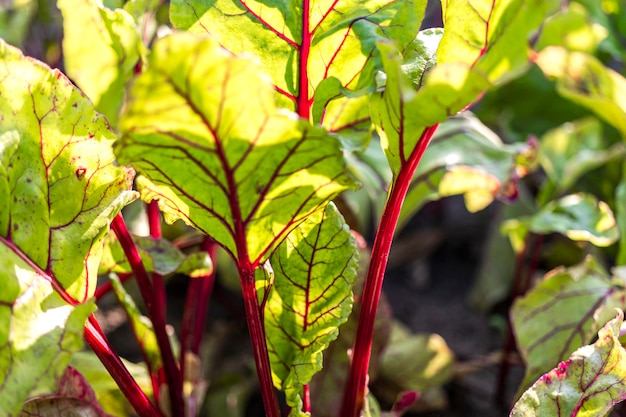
[
  {"left": 85, "top": 316, "right": 162, "bottom": 417},
  {"left": 111, "top": 214, "right": 185, "bottom": 417},
  {"left": 340, "top": 125, "right": 439, "bottom": 417},
  {"left": 180, "top": 238, "right": 216, "bottom": 378}
]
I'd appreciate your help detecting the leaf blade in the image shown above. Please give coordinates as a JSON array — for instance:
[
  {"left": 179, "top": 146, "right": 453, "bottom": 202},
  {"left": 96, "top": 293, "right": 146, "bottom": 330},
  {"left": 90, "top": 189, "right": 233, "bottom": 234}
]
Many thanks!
[
  {"left": 116, "top": 33, "right": 355, "bottom": 264},
  {"left": 265, "top": 203, "right": 358, "bottom": 415}
]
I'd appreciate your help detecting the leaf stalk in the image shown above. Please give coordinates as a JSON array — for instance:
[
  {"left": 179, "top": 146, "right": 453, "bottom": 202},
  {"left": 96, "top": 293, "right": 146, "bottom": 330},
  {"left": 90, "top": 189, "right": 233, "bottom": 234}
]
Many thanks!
[
  {"left": 340, "top": 124, "right": 439, "bottom": 417},
  {"left": 112, "top": 214, "right": 185, "bottom": 417}
]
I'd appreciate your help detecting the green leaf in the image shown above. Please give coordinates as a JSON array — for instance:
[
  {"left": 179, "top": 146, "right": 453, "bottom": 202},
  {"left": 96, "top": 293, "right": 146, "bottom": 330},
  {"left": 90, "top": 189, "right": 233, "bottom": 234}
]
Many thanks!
[
  {"left": 170, "top": 0, "right": 426, "bottom": 111},
  {"left": 438, "top": 0, "right": 560, "bottom": 83},
  {"left": 309, "top": 245, "right": 393, "bottom": 417},
  {"left": 0, "top": 40, "right": 136, "bottom": 301},
  {"left": 616, "top": 165, "right": 626, "bottom": 265},
  {"left": 371, "top": 40, "right": 490, "bottom": 175},
  {"left": 0, "top": 39, "right": 134, "bottom": 414},
  {"left": 511, "top": 310, "right": 626, "bottom": 417},
  {"left": 0, "top": 247, "right": 95, "bottom": 416},
  {"left": 116, "top": 33, "right": 355, "bottom": 265},
  {"left": 69, "top": 352, "right": 152, "bottom": 417},
  {"left": 58, "top": 0, "right": 143, "bottom": 125},
  {"left": 378, "top": 323, "right": 454, "bottom": 392},
  {"left": 99, "top": 233, "right": 212, "bottom": 277},
  {"left": 539, "top": 118, "right": 626, "bottom": 197},
  {"left": 397, "top": 114, "right": 536, "bottom": 227},
  {"left": 19, "top": 367, "right": 113, "bottom": 417},
  {"left": 536, "top": 46, "right": 626, "bottom": 138},
  {"left": 265, "top": 203, "right": 358, "bottom": 416},
  {"left": 373, "top": 0, "right": 559, "bottom": 176},
  {"left": 109, "top": 274, "right": 162, "bottom": 376},
  {"left": 0, "top": 0, "right": 36, "bottom": 48},
  {"left": 511, "top": 257, "right": 626, "bottom": 396},
  {"left": 503, "top": 193, "right": 619, "bottom": 248},
  {"left": 536, "top": 3, "right": 608, "bottom": 53}
]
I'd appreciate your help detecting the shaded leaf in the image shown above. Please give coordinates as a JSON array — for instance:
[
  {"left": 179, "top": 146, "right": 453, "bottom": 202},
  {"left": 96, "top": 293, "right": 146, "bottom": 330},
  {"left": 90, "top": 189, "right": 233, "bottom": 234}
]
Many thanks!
[
  {"left": 265, "top": 203, "right": 358, "bottom": 415},
  {"left": 511, "top": 310, "right": 626, "bottom": 417},
  {"left": 116, "top": 33, "right": 355, "bottom": 265},
  {"left": 539, "top": 118, "right": 626, "bottom": 198},
  {"left": 503, "top": 193, "right": 618, "bottom": 250},
  {"left": 170, "top": 0, "right": 427, "bottom": 111},
  {"left": 536, "top": 46, "right": 626, "bottom": 138},
  {"left": 19, "top": 367, "right": 113, "bottom": 417},
  {"left": 399, "top": 114, "right": 536, "bottom": 228},
  {"left": 69, "top": 352, "right": 152, "bottom": 417},
  {"left": 108, "top": 274, "right": 161, "bottom": 377},
  {"left": 511, "top": 257, "right": 626, "bottom": 395},
  {"left": 99, "top": 233, "right": 212, "bottom": 277},
  {"left": 0, "top": 0, "right": 36, "bottom": 48},
  {"left": 378, "top": 323, "right": 454, "bottom": 392},
  {"left": 0, "top": 39, "right": 134, "bottom": 415},
  {"left": 59, "top": 0, "right": 143, "bottom": 125},
  {"left": 616, "top": 164, "right": 626, "bottom": 265}
]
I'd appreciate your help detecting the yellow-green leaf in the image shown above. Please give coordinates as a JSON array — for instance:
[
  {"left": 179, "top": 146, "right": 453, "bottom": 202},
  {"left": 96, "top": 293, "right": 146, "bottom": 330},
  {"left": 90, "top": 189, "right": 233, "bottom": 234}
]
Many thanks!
[{"left": 116, "top": 33, "right": 355, "bottom": 265}]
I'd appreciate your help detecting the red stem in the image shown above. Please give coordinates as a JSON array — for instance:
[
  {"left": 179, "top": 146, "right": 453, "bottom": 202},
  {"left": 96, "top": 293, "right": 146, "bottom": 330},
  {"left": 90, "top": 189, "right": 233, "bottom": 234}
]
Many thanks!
[
  {"left": 340, "top": 125, "right": 439, "bottom": 417},
  {"left": 111, "top": 214, "right": 185, "bottom": 417},
  {"left": 180, "top": 238, "right": 216, "bottom": 381},
  {"left": 240, "top": 261, "right": 282, "bottom": 417},
  {"left": 85, "top": 316, "right": 162, "bottom": 417},
  {"left": 147, "top": 201, "right": 167, "bottom": 345},
  {"left": 297, "top": 0, "right": 311, "bottom": 119}
]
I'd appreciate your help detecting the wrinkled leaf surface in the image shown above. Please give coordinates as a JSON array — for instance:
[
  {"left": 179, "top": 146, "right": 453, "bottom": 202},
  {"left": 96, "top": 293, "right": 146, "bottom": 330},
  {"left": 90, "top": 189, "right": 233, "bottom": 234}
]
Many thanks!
[
  {"left": 116, "top": 33, "right": 354, "bottom": 265},
  {"left": 0, "top": 40, "right": 134, "bottom": 415},
  {"left": 511, "top": 311, "right": 626, "bottom": 417},
  {"left": 265, "top": 203, "right": 358, "bottom": 415},
  {"left": 511, "top": 258, "right": 626, "bottom": 395}
]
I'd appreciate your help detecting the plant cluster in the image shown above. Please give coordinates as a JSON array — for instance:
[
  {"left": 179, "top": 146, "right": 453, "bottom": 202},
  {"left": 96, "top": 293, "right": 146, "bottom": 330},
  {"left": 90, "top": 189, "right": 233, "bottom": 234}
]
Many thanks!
[{"left": 2, "top": 0, "right": 626, "bottom": 416}]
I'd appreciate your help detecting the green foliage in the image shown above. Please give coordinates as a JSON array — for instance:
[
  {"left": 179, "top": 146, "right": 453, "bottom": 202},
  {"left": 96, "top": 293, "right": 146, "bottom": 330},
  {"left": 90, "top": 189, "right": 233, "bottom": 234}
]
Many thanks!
[
  {"left": 265, "top": 203, "right": 358, "bottom": 416},
  {"left": 58, "top": 0, "right": 143, "bottom": 125},
  {"left": 511, "top": 258, "right": 626, "bottom": 395},
  {"left": 511, "top": 311, "right": 626, "bottom": 416},
  {"left": 4, "top": 0, "right": 626, "bottom": 416},
  {"left": 116, "top": 33, "right": 355, "bottom": 265},
  {"left": 0, "top": 39, "right": 133, "bottom": 415}
]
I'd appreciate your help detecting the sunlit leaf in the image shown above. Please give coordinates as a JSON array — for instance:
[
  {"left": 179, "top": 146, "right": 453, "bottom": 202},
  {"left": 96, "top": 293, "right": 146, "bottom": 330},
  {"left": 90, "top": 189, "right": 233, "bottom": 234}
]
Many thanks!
[
  {"left": 371, "top": 40, "right": 489, "bottom": 175},
  {"left": 170, "top": 0, "right": 426, "bottom": 113},
  {"left": 511, "top": 257, "right": 626, "bottom": 395},
  {"left": 58, "top": 0, "right": 143, "bottom": 125},
  {"left": 503, "top": 193, "right": 618, "bottom": 249},
  {"left": 536, "top": 46, "right": 626, "bottom": 138},
  {"left": 438, "top": 0, "right": 560, "bottom": 83},
  {"left": 19, "top": 367, "right": 113, "bottom": 417},
  {"left": 265, "top": 203, "right": 358, "bottom": 416},
  {"left": 511, "top": 310, "right": 626, "bottom": 417},
  {"left": 0, "top": 40, "right": 134, "bottom": 415},
  {"left": 536, "top": 3, "right": 608, "bottom": 53},
  {"left": 116, "top": 33, "right": 355, "bottom": 265}
]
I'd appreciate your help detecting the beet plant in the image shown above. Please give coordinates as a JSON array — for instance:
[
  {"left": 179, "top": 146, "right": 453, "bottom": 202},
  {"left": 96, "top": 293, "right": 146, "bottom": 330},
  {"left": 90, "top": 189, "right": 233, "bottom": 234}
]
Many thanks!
[{"left": 3, "top": 0, "right": 626, "bottom": 416}]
